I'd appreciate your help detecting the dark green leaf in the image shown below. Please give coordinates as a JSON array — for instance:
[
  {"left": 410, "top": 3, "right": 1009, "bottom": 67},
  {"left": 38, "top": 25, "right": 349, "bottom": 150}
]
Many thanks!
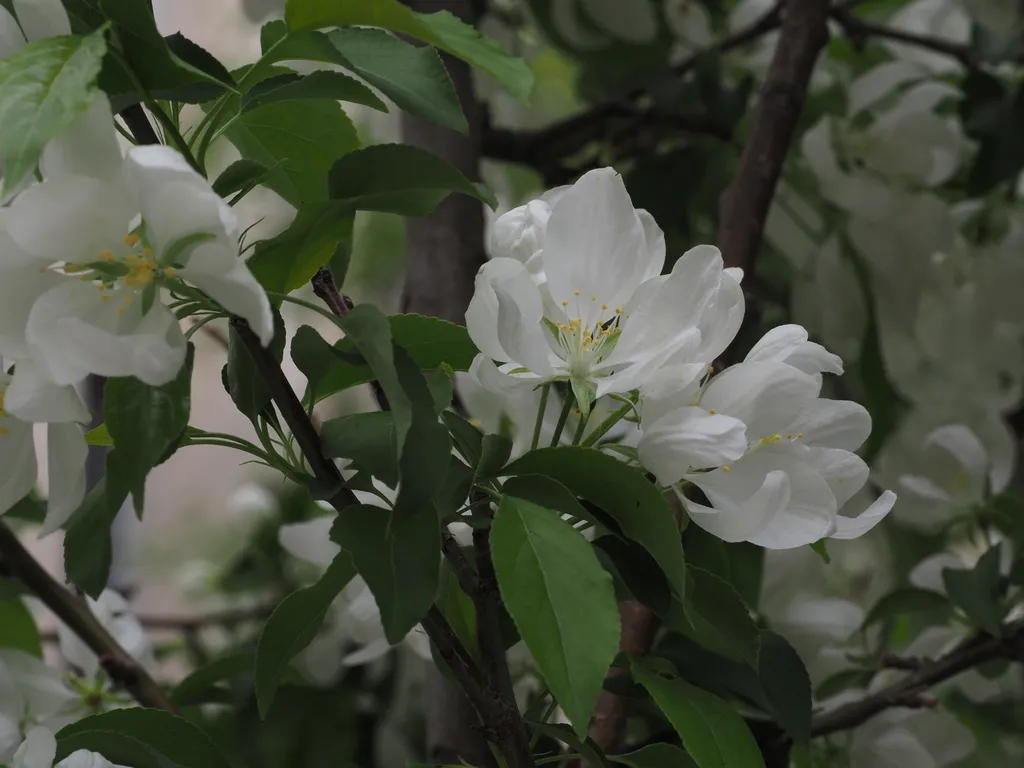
[
  {"left": 242, "top": 69, "right": 387, "bottom": 112},
  {"left": 248, "top": 202, "right": 354, "bottom": 293},
  {"left": 425, "top": 364, "right": 454, "bottom": 414},
  {"left": 55, "top": 708, "right": 232, "bottom": 768},
  {"left": 225, "top": 309, "right": 285, "bottom": 421},
  {"left": 433, "top": 454, "right": 474, "bottom": 521},
  {"left": 491, "top": 495, "right": 620, "bottom": 738},
  {"left": 328, "top": 27, "right": 464, "bottom": 132},
  {"left": 320, "top": 411, "right": 397, "bottom": 487},
  {"left": 227, "top": 100, "right": 359, "bottom": 206},
  {"left": 530, "top": 722, "right": 612, "bottom": 768},
  {"left": 285, "top": 0, "right": 533, "bottom": 101},
  {"left": 171, "top": 651, "right": 255, "bottom": 707},
  {"left": 815, "top": 668, "right": 874, "bottom": 701},
  {"left": 63, "top": 479, "right": 123, "bottom": 598},
  {"left": 290, "top": 324, "right": 347, "bottom": 402},
  {"left": 960, "top": 71, "right": 1024, "bottom": 195},
  {"left": 942, "top": 545, "right": 1006, "bottom": 636},
  {"left": 104, "top": 344, "right": 194, "bottom": 514},
  {"left": 213, "top": 159, "right": 270, "bottom": 198},
  {"left": 476, "top": 434, "right": 512, "bottom": 480},
  {"left": 55, "top": 731, "right": 163, "bottom": 768},
  {"left": 594, "top": 535, "right": 671, "bottom": 617},
  {"left": 504, "top": 447, "right": 686, "bottom": 598},
  {"left": 442, "top": 410, "right": 484, "bottom": 467},
  {"left": 0, "top": 598, "right": 41, "bottom": 656},
  {"left": 612, "top": 744, "right": 698, "bottom": 768},
  {"left": 313, "top": 313, "right": 478, "bottom": 403},
  {"left": 665, "top": 567, "right": 759, "bottom": 666},
  {"left": 254, "top": 551, "right": 356, "bottom": 717},
  {"left": 684, "top": 526, "right": 765, "bottom": 610},
  {"left": 632, "top": 660, "right": 766, "bottom": 768},
  {"left": 656, "top": 634, "right": 769, "bottom": 712},
  {"left": 758, "top": 631, "right": 811, "bottom": 745},
  {"left": 0, "top": 29, "right": 107, "bottom": 194},
  {"left": 500, "top": 474, "right": 599, "bottom": 528},
  {"left": 330, "top": 504, "right": 439, "bottom": 644},
  {"left": 862, "top": 588, "right": 953, "bottom": 629},
  {"left": 328, "top": 143, "right": 496, "bottom": 214}
]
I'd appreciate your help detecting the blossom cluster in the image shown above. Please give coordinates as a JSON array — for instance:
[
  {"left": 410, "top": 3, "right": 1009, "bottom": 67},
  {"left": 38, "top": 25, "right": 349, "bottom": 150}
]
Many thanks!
[
  {"left": 0, "top": 1, "right": 272, "bottom": 532},
  {"left": 463, "top": 167, "right": 896, "bottom": 549}
]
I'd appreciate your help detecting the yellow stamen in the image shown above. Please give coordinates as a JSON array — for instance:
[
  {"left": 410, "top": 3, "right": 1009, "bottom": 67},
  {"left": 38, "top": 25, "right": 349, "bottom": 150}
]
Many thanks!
[
  {"left": 590, "top": 295, "right": 596, "bottom": 301},
  {"left": 0, "top": 425, "right": 7, "bottom": 436},
  {"left": 615, "top": 308, "right": 623, "bottom": 315},
  {"left": 574, "top": 290, "right": 581, "bottom": 296},
  {"left": 143, "top": 247, "right": 153, "bottom": 256},
  {"left": 601, "top": 303, "right": 608, "bottom": 310},
  {"left": 123, "top": 234, "right": 140, "bottom": 246},
  {"left": 163, "top": 267, "right": 177, "bottom": 278},
  {"left": 797, "top": 433, "right": 803, "bottom": 439},
  {"left": 117, "top": 307, "right": 126, "bottom": 314},
  {"left": 101, "top": 294, "right": 111, "bottom": 302},
  {"left": 709, "top": 409, "right": 717, "bottom": 414},
  {"left": 721, "top": 465, "right": 730, "bottom": 473},
  {"left": 787, "top": 433, "right": 793, "bottom": 440},
  {"left": 562, "top": 300, "right": 568, "bottom": 307},
  {"left": 98, "top": 250, "right": 113, "bottom": 261}
]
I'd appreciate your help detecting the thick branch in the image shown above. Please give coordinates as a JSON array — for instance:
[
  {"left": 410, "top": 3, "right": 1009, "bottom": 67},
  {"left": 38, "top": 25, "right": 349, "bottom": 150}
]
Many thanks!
[
  {"left": 0, "top": 523, "right": 177, "bottom": 712},
  {"left": 809, "top": 620, "right": 1024, "bottom": 738},
  {"left": 718, "top": 0, "right": 830, "bottom": 275}
]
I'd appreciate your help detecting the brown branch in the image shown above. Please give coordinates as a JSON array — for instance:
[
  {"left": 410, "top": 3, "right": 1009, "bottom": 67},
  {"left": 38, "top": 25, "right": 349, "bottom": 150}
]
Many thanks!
[
  {"left": 809, "top": 620, "right": 1024, "bottom": 739},
  {"left": 0, "top": 524, "right": 177, "bottom": 712},
  {"left": 831, "top": 8, "right": 977, "bottom": 69},
  {"left": 119, "top": 104, "right": 160, "bottom": 146},
  {"left": 717, "top": 0, "right": 830, "bottom": 275},
  {"left": 443, "top": 529, "right": 479, "bottom": 601}
]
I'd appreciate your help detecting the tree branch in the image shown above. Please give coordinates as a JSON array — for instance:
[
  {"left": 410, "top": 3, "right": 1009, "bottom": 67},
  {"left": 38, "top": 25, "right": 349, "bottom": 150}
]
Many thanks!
[
  {"left": 0, "top": 523, "right": 177, "bottom": 712},
  {"left": 808, "top": 620, "right": 1024, "bottom": 738},
  {"left": 718, "top": 0, "right": 830, "bottom": 275}
]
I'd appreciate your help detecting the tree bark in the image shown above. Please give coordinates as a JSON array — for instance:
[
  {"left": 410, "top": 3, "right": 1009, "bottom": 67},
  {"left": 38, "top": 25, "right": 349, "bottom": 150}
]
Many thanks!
[{"left": 399, "top": 1, "right": 492, "bottom": 765}]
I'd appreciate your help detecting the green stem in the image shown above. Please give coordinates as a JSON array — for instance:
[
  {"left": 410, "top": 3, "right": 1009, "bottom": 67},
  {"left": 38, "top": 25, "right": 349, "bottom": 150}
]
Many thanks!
[
  {"left": 580, "top": 398, "right": 636, "bottom": 448},
  {"left": 571, "top": 408, "right": 590, "bottom": 445},
  {"left": 193, "top": 94, "right": 232, "bottom": 166},
  {"left": 531, "top": 384, "right": 551, "bottom": 451},
  {"left": 549, "top": 391, "right": 575, "bottom": 447}
]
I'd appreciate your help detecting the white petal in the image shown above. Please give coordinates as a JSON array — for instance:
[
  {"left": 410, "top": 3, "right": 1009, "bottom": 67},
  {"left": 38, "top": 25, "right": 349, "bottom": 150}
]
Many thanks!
[
  {"left": 180, "top": 243, "right": 273, "bottom": 345},
  {"left": 791, "top": 398, "right": 871, "bottom": 451},
  {"left": 701, "top": 360, "right": 820, "bottom": 440},
  {"left": 635, "top": 209, "right": 666, "bottom": 281},
  {"left": 899, "top": 474, "right": 953, "bottom": 503},
  {"left": 5, "top": 359, "right": 89, "bottom": 423},
  {"left": 638, "top": 406, "right": 748, "bottom": 483},
  {"left": 40, "top": 94, "right": 121, "bottom": 182},
  {"left": 829, "top": 490, "right": 896, "bottom": 540},
  {"left": 12, "top": 725, "right": 56, "bottom": 768},
  {"left": 492, "top": 278, "right": 555, "bottom": 377},
  {"left": 685, "top": 468, "right": 790, "bottom": 544},
  {"left": 279, "top": 517, "right": 339, "bottom": 570},
  {"left": 848, "top": 60, "right": 927, "bottom": 117},
  {"left": 801, "top": 446, "right": 868, "bottom": 508},
  {"left": 745, "top": 324, "right": 843, "bottom": 376},
  {"left": 0, "top": 404, "right": 36, "bottom": 516},
  {"left": 543, "top": 168, "right": 650, "bottom": 319},
  {"left": 341, "top": 636, "right": 392, "bottom": 666},
  {"left": 0, "top": 249, "right": 62, "bottom": 360},
  {"left": 694, "top": 265, "right": 744, "bottom": 362},
  {"left": 40, "top": 422, "right": 87, "bottom": 535},
  {"left": 0, "top": 7, "right": 25, "bottom": 59},
  {"left": 0, "top": 648, "right": 74, "bottom": 719},
  {"left": 56, "top": 750, "right": 123, "bottom": 768},
  {"left": 550, "top": 0, "right": 610, "bottom": 50},
  {"left": 12, "top": 0, "right": 70, "bottom": 39},
  {"left": 466, "top": 258, "right": 531, "bottom": 363},
  {"left": 852, "top": 727, "right": 937, "bottom": 768},
  {"left": 490, "top": 199, "right": 553, "bottom": 264},
  {"left": 923, "top": 424, "right": 988, "bottom": 493},
  {"left": 7, "top": 176, "right": 133, "bottom": 265},
  {"left": 903, "top": 708, "right": 976, "bottom": 765},
  {"left": 745, "top": 449, "right": 837, "bottom": 549},
  {"left": 639, "top": 361, "right": 706, "bottom": 425}
]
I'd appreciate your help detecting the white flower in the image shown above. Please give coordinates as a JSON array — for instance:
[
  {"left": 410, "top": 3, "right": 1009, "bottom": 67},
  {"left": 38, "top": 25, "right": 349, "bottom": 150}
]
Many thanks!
[
  {"left": 0, "top": 650, "right": 77, "bottom": 763},
  {"left": 466, "top": 168, "right": 727, "bottom": 414},
  {"left": 488, "top": 185, "right": 569, "bottom": 284},
  {"left": 847, "top": 708, "right": 975, "bottom": 768},
  {"left": 898, "top": 424, "right": 1003, "bottom": 511},
  {"left": 0, "top": 369, "right": 88, "bottom": 533},
  {"left": 0, "top": 95, "right": 273, "bottom": 389},
  {"left": 13, "top": 726, "right": 128, "bottom": 768},
  {"left": 882, "top": 0, "right": 969, "bottom": 74},
  {"left": 57, "top": 591, "right": 154, "bottom": 681},
  {"left": 665, "top": 0, "right": 711, "bottom": 55},
  {"left": 638, "top": 325, "right": 896, "bottom": 549}
]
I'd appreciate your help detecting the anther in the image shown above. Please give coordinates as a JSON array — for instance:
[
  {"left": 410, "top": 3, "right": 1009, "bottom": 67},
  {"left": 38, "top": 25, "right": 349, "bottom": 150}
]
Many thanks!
[
  {"left": 123, "top": 234, "right": 140, "bottom": 246},
  {"left": 590, "top": 295, "right": 596, "bottom": 301},
  {"left": 601, "top": 303, "right": 608, "bottom": 310},
  {"left": 721, "top": 465, "right": 730, "bottom": 473},
  {"left": 562, "top": 300, "right": 568, "bottom": 307},
  {"left": 709, "top": 409, "right": 716, "bottom": 414},
  {"left": 164, "top": 267, "right": 177, "bottom": 277},
  {"left": 574, "top": 290, "right": 581, "bottom": 296}
]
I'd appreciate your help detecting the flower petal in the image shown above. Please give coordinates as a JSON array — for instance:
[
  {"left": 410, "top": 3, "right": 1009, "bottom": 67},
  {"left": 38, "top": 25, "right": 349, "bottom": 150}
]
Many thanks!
[
  {"left": 40, "top": 422, "right": 86, "bottom": 535},
  {"left": 639, "top": 406, "right": 748, "bottom": 483},
  {"left": 791, "top": 398, "right": 871, "bottom": 451},
  {"left": 923, "top": 424, "right": 988, "bottom": 493},
  {"left": 801, "top": 446, "right": 868, "bottom": 508},
  {"left": 701, "top": 360, "right": 820, "bottom": 441},
  {"left": 684, "top": 467, "right": 790, "bottom": 543},
  {"left": 279, "top": 516, "right": 339, "bottom": 571},
  {"left": 848, "top": 60, "right": 927, "bottom": 117},
  {"left": 829, "top": 490, "right": 896, "bottom": 540},
  {"left": 12, "top": 0, "right": 70, "bottom": 39},
  {"left": 0, "top": 7, "right": 24, "bottom": 60},
  {"left": 635, "top": 209, "right": 666, "bottom": 281},
  {"left": 180, "top": 243, "right": 273, "bottom": 345},
  {"left": 694, "top": 264, "right": 744, "bottom": 362},
  {"left": 0, "top": 403, "right": 36, "bottom": 516},
  {"left": 12, "top": 725, "right": 56, "bottom": 768},
  {"left": 5, "top": 359, "right": 89, "bottom": 423},
  {"left": 0, "top": 247, "right": 62, "bottom": 360},
  {"left": 466, "top": 258, "right": 531, "bottom": 363},
  {"left": 745, "top": 324, "right": 843, "bottom": 376},
  {"left": 40, "top": 93, "right": 122, "bottom": 182}
]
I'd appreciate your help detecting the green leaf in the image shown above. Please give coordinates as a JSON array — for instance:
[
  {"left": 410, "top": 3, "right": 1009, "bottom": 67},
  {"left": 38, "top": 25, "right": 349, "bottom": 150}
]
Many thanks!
[
  {"left": 504, "top": 447, "right": 687, "bottom": 598},
  {"left": 254, "top": 551, "right": 357, "bottom": 717},
  {"left": 631, "top": 660, "right": 766, "bottom": 768},
  {"left": 285, "top": 0, "right": 533, "bottom": 101},
  {"left": 330, "top": 504, "right": 439, "bottom": 644},
  {"left": 212, "top": 159, "right": 270, "bottom": 199},
  {"left": 862, "top": 588, "right": 953, "bottom": 629},
  {"left": 242, "top": 69, "right": 387, "bottom": 113},
  {"left": 328, "top": 143, "right": 496, "bottom": 214},
  {"left": 85, "top": 423, "right": 113, "bottom": 446},
  {"left": 104, "top": 344, "right": 194, "bottom": 514},
  {"left": 491, "top": 495, "right": 620, "bottom": 738},
  {"left": 0, "top": 598, "right": 42, "bottom": 656},
  {"left": 656, "top": 635, "right": 769, "bottom": 713},
  {"left": 328, "top": 27, "right": 465, "bottom": 132},
  {"left": 683, "top": 526, "right": 764, "bottom": 610},
  {"left": 442, "top": 410, "right": 484, "bottom": 467},
  {"left": 594, "top": 535, "right": 671, "bottom": 617},
  {"left": 225, "top": 309, "right": 286, "bottom": 422},
  {"left": 248, "top": 203, "right": 354, "bottom": 294},
  {"left": 313, "top": 313, "right": 478, "bottom": 403},
  {"left": 502, "top": 474, "right": 604, "bottom": 530},
  {"left": 960, "top": 71, "right": 1024, "bottom": 195},
  {"left": 475, "top": 433, "right": 512, "bottom": 480},
  {"left": 55, "top": 708, "right": 231, "bottom": 768},
  {"left": 942, "top": 544, "right": 1007, "bottom": 636},
  {"left": 611, "top": 744, "right": 698, "bottom": 768},
  {"left": 758, "top": 631, "right": 811, "bottom": 745},
  {"left": 63, "top": 479, "right": 122, "bottom": 598},
  {"left": 530, "top": 722, "right": 612, "bottom": 768},
  {"left": 290, "top": 324, "right": 342, "bottom": 402},
  {"left": 0, "top": 29, "right": 107, "bottom": 194},
  {"left": 320, "top": 411, "right": 398, "bottom": 487},
  {"left": 226, "top": 99, "right": 359, "bottom": 206},
  {"left": 665, "top": 567, "right": 759, "bottom": 666},
  {"left": 171, "top": 651, "right": 255, "bottom": 707}
]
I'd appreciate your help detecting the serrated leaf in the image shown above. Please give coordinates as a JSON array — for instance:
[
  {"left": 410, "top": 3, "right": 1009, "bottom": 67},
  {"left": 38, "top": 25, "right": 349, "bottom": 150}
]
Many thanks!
[
  {"left": 328, "top": 27, "right": 464, "bottom": 132},
  {"left": 242, "top": 68, "right": 387, "bottom": 112},
  {"left": 171, "top": 651, "right": 255, "bottom": 708},
  {"left": 631, "top": 660, "right": 766, "bottom": 768},
  {"left": 225, "top": 309, "right": 285, "bottom": 421},
  {"left": 254, "top": 551, "right": 356, "bottom": 717},
  {"left": 442, "top": 410, "right": 484, "bottom": 467},
  {"left": 320, "top": 411, "right": 398, "bottom": 487},
  {"left": 55, "top": 708, "right": 232, "bottom": 768},
  {"left": 665, "top": 566, "right": 759, "bottom": 666},
  {"left": 285, "top": 0, "right": 533, "bottom": 102},
  {"left": 491, "top": 495, "right": 620, "bottom": 738},
  {"left": 758, "top": 630, "right": 811, "bottom": 745},
  {"left": 328, "top": 143, "right": 496, "bottom": 214},
  {"left": 862, "top": 587, "right": 953, "bottom": 629},
  {"left": 504, "top": 447, "right": 686, "bottom": 598},
  {"left": 63, "top": 479, "right": 121, "bottom": 598},
  {"left": 0, "top": 29, "right": 107, "bottom": 194},
  {"left": 213, "top": 159, "right": 270, "bottom": 199}
]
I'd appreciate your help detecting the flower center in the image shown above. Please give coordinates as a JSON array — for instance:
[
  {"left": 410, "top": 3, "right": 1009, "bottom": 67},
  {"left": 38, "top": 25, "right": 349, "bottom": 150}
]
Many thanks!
[
  {"left": 50, "top": 234, "right": 178, "bottom": 314},
  {"left": 552, "top": 291, "right": 625, "bottom": 376}
]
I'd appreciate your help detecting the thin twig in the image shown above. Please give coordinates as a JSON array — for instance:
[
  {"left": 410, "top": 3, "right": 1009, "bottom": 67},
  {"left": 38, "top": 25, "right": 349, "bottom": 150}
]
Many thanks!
[
  {"left": 443, "top": 530, "right": 479, "bottom": 601},
  {"left": 311, "top": 268, "right": 353, "bottom": 318},
  {"left": 831, "top": 8, "right": 978, "bottom": 69},
  {"left": 0, "top": 524, "right": 178, "bottom": 712}
]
